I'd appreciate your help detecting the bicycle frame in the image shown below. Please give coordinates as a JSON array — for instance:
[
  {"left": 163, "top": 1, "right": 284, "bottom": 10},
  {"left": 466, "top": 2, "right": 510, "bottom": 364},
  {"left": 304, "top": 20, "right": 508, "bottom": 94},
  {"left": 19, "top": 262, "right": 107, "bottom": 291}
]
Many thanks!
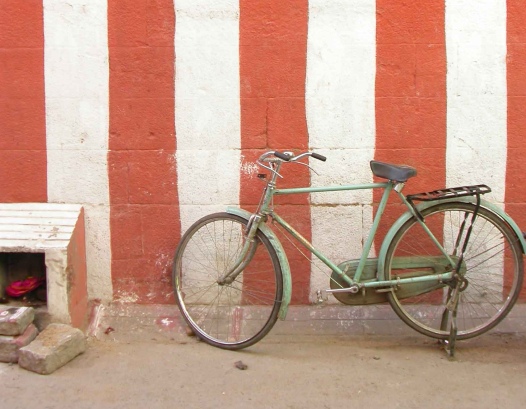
[
  {"left": 225, "top": 154, "right": 526, "bottom": 320},
  {"left": 269, "top": 182, "right": 456, "bottom": 291},
  {"left": 224, "top": 159, "right": 453, "bottom": 291}
]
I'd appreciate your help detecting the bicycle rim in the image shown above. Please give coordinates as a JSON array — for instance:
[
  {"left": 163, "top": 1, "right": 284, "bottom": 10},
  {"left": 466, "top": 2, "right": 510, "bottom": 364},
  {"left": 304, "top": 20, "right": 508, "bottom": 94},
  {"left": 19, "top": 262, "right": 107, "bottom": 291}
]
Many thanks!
[
  {"left": 173, "top": 213, "right": 283, "bottom": 349},
  {"left": 386, "top": 202, "right": 523, "bottom": 340}
]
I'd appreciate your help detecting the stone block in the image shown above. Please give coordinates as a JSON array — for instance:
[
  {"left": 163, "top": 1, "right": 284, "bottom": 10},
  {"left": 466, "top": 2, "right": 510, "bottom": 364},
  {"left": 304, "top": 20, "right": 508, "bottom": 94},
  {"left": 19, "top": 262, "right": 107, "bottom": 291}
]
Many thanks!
[
  {"left": 18, "top": 323, "right": 86, "bottom": 375},
  {"left": 0, "top": 324, "right": 38, "bottom": 363},
  {"left": 0, "top": 306, "right": 35, "bottom": 336}
]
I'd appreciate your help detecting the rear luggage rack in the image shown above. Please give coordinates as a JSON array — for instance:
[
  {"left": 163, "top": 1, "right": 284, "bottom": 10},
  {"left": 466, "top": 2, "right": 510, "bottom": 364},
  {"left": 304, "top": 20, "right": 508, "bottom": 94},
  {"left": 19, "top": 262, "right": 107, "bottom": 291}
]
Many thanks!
[
  {"left": 407, "top": 184, "right": 491, "bottom": 203},
  {"left": 406, "top": 185, "right": 491, "bottom": 222}
]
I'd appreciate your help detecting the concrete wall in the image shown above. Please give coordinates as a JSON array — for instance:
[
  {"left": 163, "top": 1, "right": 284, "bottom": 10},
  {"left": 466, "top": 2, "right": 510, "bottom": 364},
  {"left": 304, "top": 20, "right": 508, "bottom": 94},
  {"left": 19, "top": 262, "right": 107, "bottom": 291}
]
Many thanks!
[{"left": 1, "top": 0, "right": 525, "bottom": 303}]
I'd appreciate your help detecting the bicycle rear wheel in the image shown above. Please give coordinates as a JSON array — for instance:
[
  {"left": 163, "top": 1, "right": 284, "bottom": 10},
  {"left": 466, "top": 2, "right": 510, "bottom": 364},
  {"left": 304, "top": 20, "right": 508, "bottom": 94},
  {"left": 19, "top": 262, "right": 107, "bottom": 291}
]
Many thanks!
[
  {"left": 173, "top": 213, "right": 283, "bottom": 349},
  {"left": 385, "top": 202, "right": 523, "bottom": 340}
]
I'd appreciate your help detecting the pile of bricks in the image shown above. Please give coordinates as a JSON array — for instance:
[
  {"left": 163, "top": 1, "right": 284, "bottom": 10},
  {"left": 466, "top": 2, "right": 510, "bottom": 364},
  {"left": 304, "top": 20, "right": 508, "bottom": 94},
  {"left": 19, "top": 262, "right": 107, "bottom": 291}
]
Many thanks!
[
  {"left": 0, "top": 306, "right": 86, "bottom": 374},
  {"left": 0, "top": 307, "right": 38, "bottom": 363}
]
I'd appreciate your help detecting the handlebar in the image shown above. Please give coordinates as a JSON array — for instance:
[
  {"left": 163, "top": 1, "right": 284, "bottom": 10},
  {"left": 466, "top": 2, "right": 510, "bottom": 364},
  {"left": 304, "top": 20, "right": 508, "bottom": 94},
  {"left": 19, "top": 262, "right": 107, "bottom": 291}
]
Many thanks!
[
  {"left": 274, "top": 151, "right": 292, "bottom": 161},
  {"left": 259, "top": 150, "right": 327, "bottom": 163},
  {"left": 256, "top": 150, "right": 327, "bottom": 179},
  {"left": 311, "top": 152, "right": 327, "bottom": 162}
]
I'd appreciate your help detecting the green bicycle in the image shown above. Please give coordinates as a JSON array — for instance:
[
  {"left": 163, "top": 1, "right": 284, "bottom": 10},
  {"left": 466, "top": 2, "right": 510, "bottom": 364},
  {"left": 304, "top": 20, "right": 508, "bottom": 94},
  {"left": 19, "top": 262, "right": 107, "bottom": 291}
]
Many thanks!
[{"left": 172, "top": 151, "right": 525, "bottom": 353}]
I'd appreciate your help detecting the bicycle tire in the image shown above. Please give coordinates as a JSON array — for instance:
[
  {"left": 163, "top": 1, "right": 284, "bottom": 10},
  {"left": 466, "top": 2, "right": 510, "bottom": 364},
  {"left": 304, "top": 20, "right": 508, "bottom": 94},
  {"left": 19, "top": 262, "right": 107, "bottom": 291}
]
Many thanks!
[
  {"left": 385, "top": 201, "right": 523, "bottom": 340},
  {"left": 173, "top": 212, "right": 283, "bottom": 349}
]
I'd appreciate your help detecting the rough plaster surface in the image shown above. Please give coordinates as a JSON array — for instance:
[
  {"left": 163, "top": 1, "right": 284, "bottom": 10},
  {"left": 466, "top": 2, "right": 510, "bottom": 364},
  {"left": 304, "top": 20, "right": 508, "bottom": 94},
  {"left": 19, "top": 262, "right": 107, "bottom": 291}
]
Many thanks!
[
  {"left": 306, "top": 1, "right": 376, "bottom": 299},
  {"left": 175, "top": 0, "right": 241, "bottom": 231},
  {"left": 43, "top": 0, "right": 112, "bottom": 301},
  {"left": 446, "top": 0, "right": 507, "bottom": 203},
  {"left": 45, "top": 249, "right": 70, "bottom": 324},
  {"left": 306, "top": 0, "right": 376, "bottom": 152}
]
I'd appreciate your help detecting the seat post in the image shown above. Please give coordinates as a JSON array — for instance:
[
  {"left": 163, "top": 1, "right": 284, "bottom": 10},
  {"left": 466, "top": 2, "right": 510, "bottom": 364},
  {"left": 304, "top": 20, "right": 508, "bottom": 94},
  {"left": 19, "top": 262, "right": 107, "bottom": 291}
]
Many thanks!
[{"left": 394, "top": 182, "right": 405, "bottom": 193}]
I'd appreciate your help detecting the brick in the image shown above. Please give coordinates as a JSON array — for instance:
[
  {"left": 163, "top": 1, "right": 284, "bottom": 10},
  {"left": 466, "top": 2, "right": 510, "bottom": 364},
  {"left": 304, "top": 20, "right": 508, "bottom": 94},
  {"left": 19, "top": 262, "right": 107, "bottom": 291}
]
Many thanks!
[
  {"left": 109, "top": 47, "right": 174, "bottom": 98},
  {"left": 140, "top": 205, "right": 180, "bottom": 258},
  {"left": 240, "top": 98, "right": 267, "bottom": 149},
  {"left": 0, "top": 49, "right": 45, "bottom": 98},
  {"left": 109, "top": 150, "right": 177, "bottom": 205},
  {"left": 108, "top": 97, "right": 175, "bottom": 151},
  {"left": 376, "top": 44, "right": 417, "bottom": 98},
  {"left": 109, "top": 205, "right": 143, "bottom": 260},
  {"left": 126, "top": 150, "right": 177, "bottom": 204},
  {"left": 0, "top": 0, "right": 44, "bottom": 48},
  {"left": 0, "top": 324, "right": 38, "bottom": 363},
  {"left": 0, "top": 99, "right": 47, "bottom": 150},
  {"left": 18, "top": 323, "right": 87, "bottom": 375},
  {"left": 267, "top": 98, "right": 308, "bottom": 149},
  {"left": 0, "top": 307, "right": 35, "bottom": 336},
  {"left": 0, "top": 150, "right": 47, "bottom": 202}
]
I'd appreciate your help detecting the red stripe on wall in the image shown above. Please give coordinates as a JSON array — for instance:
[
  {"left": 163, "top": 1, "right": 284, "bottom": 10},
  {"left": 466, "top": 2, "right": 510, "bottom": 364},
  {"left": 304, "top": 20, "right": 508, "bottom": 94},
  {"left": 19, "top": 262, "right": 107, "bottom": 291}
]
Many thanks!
[
  {"left": 374, "top": 1, "right": 447, "bottom": 240},
  {"left": 0, "top": 0, "right": 47, "bottom": 202},
  {"left": 239, "top": 0, "right": 311, "bottom": 303},
  {"left": 108, "top": 0, "right": 179, "bottom": 303},
  {"left": 506, "top": 1, "right": 526, "bottom": 299}
]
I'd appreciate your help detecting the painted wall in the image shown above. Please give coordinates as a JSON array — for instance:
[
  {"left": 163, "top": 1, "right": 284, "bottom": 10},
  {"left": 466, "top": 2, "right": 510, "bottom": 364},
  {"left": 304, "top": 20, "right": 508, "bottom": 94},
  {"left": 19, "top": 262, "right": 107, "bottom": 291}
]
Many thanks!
[{"left": 1, "top": 0, "right": 525, "bottom": 303}]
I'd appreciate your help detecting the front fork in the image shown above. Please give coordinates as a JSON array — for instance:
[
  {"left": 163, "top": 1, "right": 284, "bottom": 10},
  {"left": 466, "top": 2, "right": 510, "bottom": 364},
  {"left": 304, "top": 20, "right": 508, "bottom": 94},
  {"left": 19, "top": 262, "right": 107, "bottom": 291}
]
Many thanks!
[
  {"left": 217, "top": 213, "right": 264, "bottom": 285},
  {"left": 218, "top": 164, "right": 278, "bottom": 285}
]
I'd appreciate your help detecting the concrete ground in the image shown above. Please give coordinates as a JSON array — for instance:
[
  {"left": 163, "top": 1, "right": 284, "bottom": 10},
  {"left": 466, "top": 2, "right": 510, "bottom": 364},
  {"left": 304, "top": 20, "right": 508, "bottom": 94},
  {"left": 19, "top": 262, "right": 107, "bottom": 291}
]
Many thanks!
[{"left": 1, "top": 303, "right": 526, "bottom": 409}]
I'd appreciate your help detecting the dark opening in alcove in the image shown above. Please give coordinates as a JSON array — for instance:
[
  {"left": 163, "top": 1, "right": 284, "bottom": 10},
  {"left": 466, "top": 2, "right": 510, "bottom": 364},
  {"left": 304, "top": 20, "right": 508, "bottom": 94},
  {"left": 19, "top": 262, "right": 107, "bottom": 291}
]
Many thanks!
[{"left": 0, "top": 253, "right": 46, "bottom": 306}]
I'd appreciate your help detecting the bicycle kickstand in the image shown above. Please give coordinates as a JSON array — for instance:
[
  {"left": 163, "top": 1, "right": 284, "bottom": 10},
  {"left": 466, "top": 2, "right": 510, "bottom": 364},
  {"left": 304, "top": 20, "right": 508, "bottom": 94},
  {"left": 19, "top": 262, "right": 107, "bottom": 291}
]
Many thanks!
[{"left": 440, "top": 282, "right": 461, "bottom": 358}]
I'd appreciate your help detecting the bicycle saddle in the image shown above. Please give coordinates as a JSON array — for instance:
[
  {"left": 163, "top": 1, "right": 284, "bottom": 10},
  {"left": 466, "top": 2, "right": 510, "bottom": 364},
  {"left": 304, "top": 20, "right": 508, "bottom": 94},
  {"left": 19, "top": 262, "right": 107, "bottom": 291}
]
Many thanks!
[{"left": 370, "top": 161, "right": 417, "bottom": 182}]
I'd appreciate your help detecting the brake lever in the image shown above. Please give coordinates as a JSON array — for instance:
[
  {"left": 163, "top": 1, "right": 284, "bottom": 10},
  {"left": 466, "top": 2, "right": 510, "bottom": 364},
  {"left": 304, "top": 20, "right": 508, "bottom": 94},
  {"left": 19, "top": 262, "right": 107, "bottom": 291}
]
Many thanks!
[{"left": 290, "top": 160, "right": 320, "bottom": 176}]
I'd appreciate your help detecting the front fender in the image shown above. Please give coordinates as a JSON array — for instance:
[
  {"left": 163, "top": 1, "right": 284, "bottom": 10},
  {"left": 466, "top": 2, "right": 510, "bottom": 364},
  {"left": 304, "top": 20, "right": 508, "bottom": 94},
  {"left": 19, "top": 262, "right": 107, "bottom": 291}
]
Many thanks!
[
  {"left": 226, "top": 207, "right": 291, "bottom": 320},
  {"left": 377, "top": 197, "right": 526, "bottom": 281}
]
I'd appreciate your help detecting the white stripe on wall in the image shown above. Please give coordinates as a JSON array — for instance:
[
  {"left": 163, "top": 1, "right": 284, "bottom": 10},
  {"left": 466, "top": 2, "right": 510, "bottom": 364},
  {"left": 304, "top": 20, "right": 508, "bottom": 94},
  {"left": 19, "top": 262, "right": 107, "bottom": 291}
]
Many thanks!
[
  {"left": 306, "top": 0, "right": 376, "bottom": 300},
  {"left": 446, "top": 0, "right": 507, "bottom": 202},
  {"left": 175, "top": 0, "right": 241, "bottom": 232},
  {"left": 445, "top": 0, "right": 507, "bottom": 290},
  {"left": 44, "top": 0, "right": 112, "bottom": 301}
]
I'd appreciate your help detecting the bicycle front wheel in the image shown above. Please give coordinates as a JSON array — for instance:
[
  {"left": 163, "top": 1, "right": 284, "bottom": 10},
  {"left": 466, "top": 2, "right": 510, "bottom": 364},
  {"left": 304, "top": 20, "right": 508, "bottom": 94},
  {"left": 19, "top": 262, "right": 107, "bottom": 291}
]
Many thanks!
[
  {"left": 173, "top": 213, "right": 283, "bottom": 349},
  {"left": 385, "top": 202, "right": 523, "bottom": 340}
]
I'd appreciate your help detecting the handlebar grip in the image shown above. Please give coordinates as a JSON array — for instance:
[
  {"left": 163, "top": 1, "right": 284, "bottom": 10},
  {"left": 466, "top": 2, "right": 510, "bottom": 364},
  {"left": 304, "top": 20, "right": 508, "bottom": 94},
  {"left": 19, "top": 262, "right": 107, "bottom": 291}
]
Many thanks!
[
  {"left": 274, "top": 151, "right": 292, "bottom": 161},
  {"left": 311, "top": 152, "right": 327, "bottom": 162}
]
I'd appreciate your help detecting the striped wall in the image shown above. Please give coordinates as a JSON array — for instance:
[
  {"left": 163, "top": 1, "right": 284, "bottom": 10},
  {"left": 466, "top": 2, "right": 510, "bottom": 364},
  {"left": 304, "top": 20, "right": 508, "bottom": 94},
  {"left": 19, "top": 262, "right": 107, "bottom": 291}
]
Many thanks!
[
  {"left": 0, "top": 0, "right": 47, "bottom": 202},
  {"left": 0, "top": 0, "right": 524, "bottom": 303},
  {"left": 446, "top": 0, "right": 507, "bottom": 202},
  {"left": 307, "top": 0, "right": 376, "bottom": 299},
  {"left": 240, "top": 0, "right": 312, "bottom": 303},
  {"left": 108, "top": 0, "right": 178, "bottom": 303},
  {"left": 176, "top": 0, "right": 241, "bottom": 231},
  {"left": 374, "top": 0, "right": 446, "bottom": 252},
  {"left": 44, "top": 0, "right": 112, "bottom": 302}
]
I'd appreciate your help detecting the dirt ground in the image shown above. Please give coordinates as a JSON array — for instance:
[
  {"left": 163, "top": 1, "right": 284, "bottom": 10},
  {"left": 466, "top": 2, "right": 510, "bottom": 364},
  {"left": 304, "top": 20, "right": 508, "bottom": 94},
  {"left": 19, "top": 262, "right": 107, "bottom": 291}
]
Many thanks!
[{"left": 1, "top": 331, "right": 525, "bottom": 409}]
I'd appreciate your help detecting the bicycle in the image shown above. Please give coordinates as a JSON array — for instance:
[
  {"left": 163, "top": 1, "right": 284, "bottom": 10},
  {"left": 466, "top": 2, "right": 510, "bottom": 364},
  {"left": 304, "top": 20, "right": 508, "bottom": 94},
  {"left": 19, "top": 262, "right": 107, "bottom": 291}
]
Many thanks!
[{"left": 172, "top": 151, "right": 525, "bottom": 355}]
